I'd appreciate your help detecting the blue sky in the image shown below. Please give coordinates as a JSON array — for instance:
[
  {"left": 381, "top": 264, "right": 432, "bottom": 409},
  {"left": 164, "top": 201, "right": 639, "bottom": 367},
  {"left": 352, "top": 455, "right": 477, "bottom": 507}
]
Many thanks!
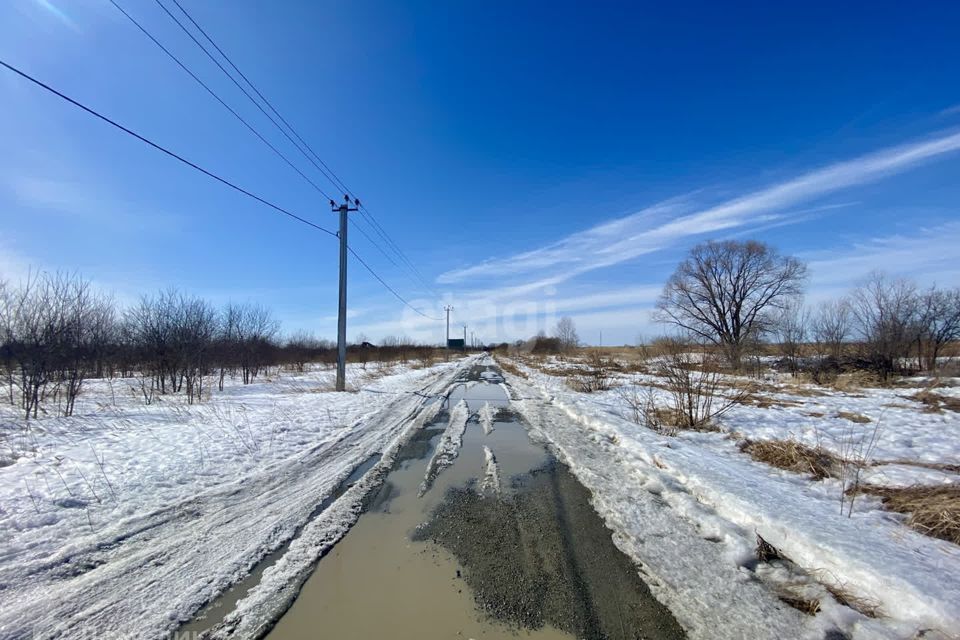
[{"left": 1, "top": 1, "right": 959, "bottom": 345}]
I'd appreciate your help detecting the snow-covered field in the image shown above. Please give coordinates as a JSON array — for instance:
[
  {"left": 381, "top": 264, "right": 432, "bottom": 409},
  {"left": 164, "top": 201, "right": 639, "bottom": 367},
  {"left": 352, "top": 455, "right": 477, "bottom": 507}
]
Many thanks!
[
  {"left": 0, "top": 358, "right": 472, "bottom": 639},
  {"left": 499, "top": 354, "right": 960, "bottom": 640}
]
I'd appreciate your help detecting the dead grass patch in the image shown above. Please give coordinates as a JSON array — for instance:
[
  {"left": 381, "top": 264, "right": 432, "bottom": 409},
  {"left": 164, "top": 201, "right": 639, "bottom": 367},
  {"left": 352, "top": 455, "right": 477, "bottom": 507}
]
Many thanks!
[
  {"left": 828, "top": 371, "right": 880, "bottom": 394},
  {"left": 836, "top": 411, "right": 871, "bottom": 424},
  {"left": 874, "top": 459, "right": 960, "bottom": 474},
  {"left": 910, "top": 390, "right": 960, "bottom": 413},
  {"left": 736, "top": 393, "right": 802, "bottom": 408},
  {"left": 856, "top": 485, "right": 960, "bottom": 545},
  {"left": 740, "top": 439, "right": 840, "bottom": 480},
  {"left": 756, "top": 535, "right": 883, "bottom": 618},
  {"left": 818, "top": 578, "right": 883, "bottom": 618},
  {"left": 494, "top": 358, "right": 528, "bottom": 380}
]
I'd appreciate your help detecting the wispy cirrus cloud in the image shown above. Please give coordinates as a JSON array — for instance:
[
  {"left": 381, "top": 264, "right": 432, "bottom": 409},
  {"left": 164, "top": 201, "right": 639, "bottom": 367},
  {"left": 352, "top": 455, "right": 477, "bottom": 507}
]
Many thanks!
[
  {"left": 438, "top": 130, "right": 960, "bottom": 287},
  {"left": 804, "top": 221, "right": 960, "bottom": 292},
  {"left": 5, "top": 174, "right": 182, "bottom": 233}
]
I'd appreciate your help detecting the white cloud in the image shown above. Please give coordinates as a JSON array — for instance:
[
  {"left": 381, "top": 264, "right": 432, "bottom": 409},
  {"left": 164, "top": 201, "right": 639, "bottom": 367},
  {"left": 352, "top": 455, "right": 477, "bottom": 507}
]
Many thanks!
[
  {"left": 5, "top": 174, "right": 182, "bottom": 233},
  {"left": 438, "top": 130, "right": 960, "bottom": 289},
  {"left": 805, "top": 222, "right": 960, "bottom": 293}
]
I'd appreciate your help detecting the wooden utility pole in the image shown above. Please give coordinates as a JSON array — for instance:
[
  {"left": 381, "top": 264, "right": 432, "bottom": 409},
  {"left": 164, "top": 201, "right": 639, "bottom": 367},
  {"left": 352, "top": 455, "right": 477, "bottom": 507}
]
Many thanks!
[{"left": 331, "top": 195, "right": 359, "bottom": 391}]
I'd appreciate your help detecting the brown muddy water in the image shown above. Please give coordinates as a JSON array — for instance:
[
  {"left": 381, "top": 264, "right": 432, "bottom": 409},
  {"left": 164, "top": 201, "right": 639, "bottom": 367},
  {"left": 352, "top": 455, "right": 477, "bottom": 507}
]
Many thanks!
[{"left": 191, "top": 362, "right": 684, "bottom": 639}]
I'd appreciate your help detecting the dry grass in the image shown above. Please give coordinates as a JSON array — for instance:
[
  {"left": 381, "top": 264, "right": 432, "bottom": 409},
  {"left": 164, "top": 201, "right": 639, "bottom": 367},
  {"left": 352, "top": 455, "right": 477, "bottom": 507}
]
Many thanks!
[
  {"left": 818, "top": 577, "right": 883, "bottom": 618},
  {"left": 756, "top": 535, "right": 883, "bottom": 618},
  {"left": 875, "top": 459, "right": 960, "bottom": 474},
  {"left": 778, "top": 594, "right": 821, "bottom": 616},
  {"left": 735, "top": 393, "right": 801, "bottom": 409},
  {"left": 494, "top": 358, "right": 528, "bottom": 380},
  {"left": 740, "top": 439, "right": 840, "bottom": 480},
  {"left": 911, "top": 390, "right": 960, "bottom": 414},
  {"left": 828, "top": 371, "right": 880, "bottom": 393},
  {"left": 836, "top": 411, "right": 872, "bottom": 424},
  {"left": 857, "top": 484, "right": 960, "bottom": 545}
]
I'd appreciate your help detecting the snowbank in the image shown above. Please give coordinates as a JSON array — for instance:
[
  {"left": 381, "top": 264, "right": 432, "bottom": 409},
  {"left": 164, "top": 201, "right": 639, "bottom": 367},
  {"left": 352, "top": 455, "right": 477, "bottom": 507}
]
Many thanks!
[
  {"left": 500, "top": 357, "right": 960, "bottom": 640},
  {"left": 0, "top": 358, "right": 473, "bottom": 639}
]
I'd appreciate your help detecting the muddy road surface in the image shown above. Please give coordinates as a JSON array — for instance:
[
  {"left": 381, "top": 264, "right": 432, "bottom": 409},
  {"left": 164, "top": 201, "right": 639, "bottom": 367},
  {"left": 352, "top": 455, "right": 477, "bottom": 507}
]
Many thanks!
[{"left": 188, "top": 357, "right": 684, "bottom": 639}]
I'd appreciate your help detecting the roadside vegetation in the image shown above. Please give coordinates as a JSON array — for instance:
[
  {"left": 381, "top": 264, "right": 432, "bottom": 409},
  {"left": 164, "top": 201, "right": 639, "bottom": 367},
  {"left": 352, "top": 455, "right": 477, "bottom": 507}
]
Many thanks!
[
  {"left": 494, "top": 239, "right": 960, "bottom": 560},
  {"left": 0, "top": 271, "right": 445, "bottom": 421}
]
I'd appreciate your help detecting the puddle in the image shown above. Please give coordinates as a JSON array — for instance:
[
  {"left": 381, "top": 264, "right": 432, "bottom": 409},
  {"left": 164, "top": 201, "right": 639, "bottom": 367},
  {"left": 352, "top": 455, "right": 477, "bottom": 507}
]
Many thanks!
[
  {"left": 265, "top": 362, "right": 685, "bottom": 639},
  {"left": 179, "top": 454, "right": 381, "bottom": 636}
]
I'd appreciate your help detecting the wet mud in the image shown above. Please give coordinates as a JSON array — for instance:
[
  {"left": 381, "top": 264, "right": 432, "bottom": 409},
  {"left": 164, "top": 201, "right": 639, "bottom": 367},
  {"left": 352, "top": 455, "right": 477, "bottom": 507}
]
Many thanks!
[
  {"left": 414, "top": 460, "right": 686, "bottom": 640},
  {"left": 207, "top": 360, "right": 683, "bottom": 640}
]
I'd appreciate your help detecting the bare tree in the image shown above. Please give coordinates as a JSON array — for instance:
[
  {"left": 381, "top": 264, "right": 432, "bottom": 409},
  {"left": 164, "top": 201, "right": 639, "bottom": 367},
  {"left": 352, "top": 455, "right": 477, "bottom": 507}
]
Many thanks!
[
  {"left": 849, "top": 272, "right": 917, "bottom": 378},
  {"left": 915, "top": 286, "right": 960, "bottom": 372},
  {"left": 655, "top": 240, "right": 807, "bottom": 367},
  {"left": 776, "top": 301, "right": 809, "bottom": 375},
  {"left": 233, "top": 303, "right": 280, "bottom": 384},
  {"left": 553, "top": 316, "right": 580, "bottom": 353},
  {"left": 812, "top": 299, "right": 852, "bottom": 360},
  {"left": 0, "top": 278, "right": 13, "bottom": 405}
]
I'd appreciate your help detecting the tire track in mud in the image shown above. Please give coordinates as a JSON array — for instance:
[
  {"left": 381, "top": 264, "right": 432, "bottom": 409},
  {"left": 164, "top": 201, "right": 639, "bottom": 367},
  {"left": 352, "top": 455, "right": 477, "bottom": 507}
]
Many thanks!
[{"left": 412, "top": 359, "right": 686, "bottom": 640}]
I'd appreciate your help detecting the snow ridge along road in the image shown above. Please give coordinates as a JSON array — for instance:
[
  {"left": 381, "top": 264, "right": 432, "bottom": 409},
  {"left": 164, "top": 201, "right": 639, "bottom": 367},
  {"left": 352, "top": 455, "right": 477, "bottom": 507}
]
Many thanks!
[
  {"left": 500, "top": 357, "right": 960, "bottom": 640},
  {"left": 0, "top": 356, "right": 479, "bottom": 640}
]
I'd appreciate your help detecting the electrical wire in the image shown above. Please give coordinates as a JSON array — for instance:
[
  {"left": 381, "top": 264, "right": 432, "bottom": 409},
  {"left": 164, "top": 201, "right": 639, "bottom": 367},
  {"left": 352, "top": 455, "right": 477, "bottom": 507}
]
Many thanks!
[
  {"left": 0, "top": 58, "right": 443, "bottom": 320},
  {"left": 0, "top": 59, "right": 335, "bottom": 238},
  {"left": 161, "top": 0, "right": 441, "bottom": 299},
  {"left": 109, "top": 0, "right": 335, "bottom": 202}
]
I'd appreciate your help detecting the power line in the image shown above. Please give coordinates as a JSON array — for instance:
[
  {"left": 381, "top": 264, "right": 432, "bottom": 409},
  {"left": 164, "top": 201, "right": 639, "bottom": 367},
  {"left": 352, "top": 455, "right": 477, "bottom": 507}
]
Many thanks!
[
  {"left": 108, "top": 0, "right": 335, "bottom": 202},
  {"left": 161, "top": 0, "right": 441, "bottom": 299},
  {"left": 0, "top": 59, "right": 335, "bottom": 238},
  {"left": 348, "top": 247, "right": 442, "bottom": 321},
  {"left": 167, "top": 0, "right": 352, "bottom": 196},
  {"left": 116, "top": 0, "right": 441, "bottom": 309},
  {"left": 152, "top": 0, "right": 345, "bottom": 197},
  {"left": 0, "top": 58, "right": 441, "bottom": 320}
]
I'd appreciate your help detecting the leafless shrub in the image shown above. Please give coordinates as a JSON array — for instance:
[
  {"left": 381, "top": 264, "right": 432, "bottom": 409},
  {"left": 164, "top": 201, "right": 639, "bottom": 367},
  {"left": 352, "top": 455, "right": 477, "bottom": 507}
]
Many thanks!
[
  {"left": 1, "top": 271, "right": 116, "bottom": 418},
  {"left": 915, "top": 286, "right": 960, "bottom": 373},
  {"left": 617, "top": 384, "right": 678, "bottom": 436},
  {"left": 849, "top": 272, "right": 918, "bottom": 379},
  {"left": 653, "top": 338, "right": 748, "bottom": 430},
  {"left": 837, "top": 414, "right": 884, "bottom": 517},
  {"left": 813, "top": 299, "right": 852, "bottom": 361},
  {"left": 776, "top": 301, "right": 810, "bottom": 376},
  {"left": 568, "top": 351, "right": 612, "bottom": 393}
]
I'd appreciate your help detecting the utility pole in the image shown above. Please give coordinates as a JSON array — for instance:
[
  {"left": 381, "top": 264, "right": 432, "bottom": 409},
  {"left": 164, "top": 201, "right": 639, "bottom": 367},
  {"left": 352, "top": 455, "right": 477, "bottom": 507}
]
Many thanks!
[
  {"left": 443, "top": 305, "right": 453, "bottom": 361},
  {"left": 444, "top": 305, "right": 453, "bottom": 348},
  {"left": 463, "top": 324, "right": 467, "bottom": 351},
  {"left": 331, "top": 194, "right": 359, "bottom": 391}
]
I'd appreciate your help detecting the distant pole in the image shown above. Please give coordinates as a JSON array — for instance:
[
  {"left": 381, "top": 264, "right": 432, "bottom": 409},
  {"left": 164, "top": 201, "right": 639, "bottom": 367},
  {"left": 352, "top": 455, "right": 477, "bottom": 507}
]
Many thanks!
[
  {"left": 599, "top": 329, "right": 602, "bottom": 348},
  {"left": 443, "top": 304, "right": 453, "bottom": 361},
  {"left": 463, "top": 324, "right": 467, "bottom": 351},
  {"left": 444, "top": 305, "right": 453, "bottom": 348},
  {"left": 332, "top": 194, "right": 359, "bottom": 391}
]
